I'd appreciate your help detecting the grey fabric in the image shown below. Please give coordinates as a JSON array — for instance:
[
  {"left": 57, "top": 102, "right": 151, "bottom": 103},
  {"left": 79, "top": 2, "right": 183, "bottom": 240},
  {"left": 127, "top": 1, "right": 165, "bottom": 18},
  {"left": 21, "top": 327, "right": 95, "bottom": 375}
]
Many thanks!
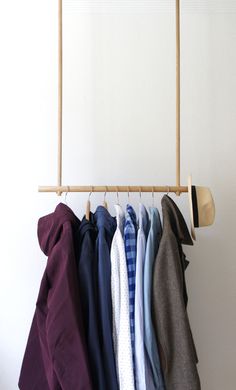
[{"left": 152, "top": 195, "right": 201, "bottom": 390}]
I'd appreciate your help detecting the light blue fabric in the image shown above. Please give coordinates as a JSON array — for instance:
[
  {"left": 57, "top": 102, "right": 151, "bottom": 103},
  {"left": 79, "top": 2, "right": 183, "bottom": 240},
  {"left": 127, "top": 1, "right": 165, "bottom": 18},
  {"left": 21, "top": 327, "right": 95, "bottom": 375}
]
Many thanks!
[
  {"left": 143, "top": 207, "right": 165, "bottom": 390},
  {"left": 134, "top": 204, "right": 149, "bottom": 390}
]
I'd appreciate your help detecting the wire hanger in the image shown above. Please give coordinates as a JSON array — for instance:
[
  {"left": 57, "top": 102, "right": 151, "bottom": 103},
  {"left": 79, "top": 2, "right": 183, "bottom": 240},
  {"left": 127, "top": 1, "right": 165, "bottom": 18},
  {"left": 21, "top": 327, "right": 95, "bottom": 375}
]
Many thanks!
[
  {"left": 116, "top": 187, "right": 120, "bottom": 205},
  {"left": 63, "top": 186, "right": 69, "bottom": 205},
  {"left": 127, "top": 186, "right": 130, "bottom": 203},
  {"left": 139, "top": 187, "right": 142, "bottom": 201},
  {"left": 152, "top": 187, "right": 155, "bottom": 207}
]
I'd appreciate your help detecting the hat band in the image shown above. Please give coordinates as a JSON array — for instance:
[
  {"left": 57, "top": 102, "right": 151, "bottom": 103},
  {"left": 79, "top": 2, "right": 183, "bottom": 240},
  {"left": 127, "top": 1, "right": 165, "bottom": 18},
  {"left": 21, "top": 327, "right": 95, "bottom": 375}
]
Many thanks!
[{"left": 191, "top": 186, "right": 199, "bottom": 228}]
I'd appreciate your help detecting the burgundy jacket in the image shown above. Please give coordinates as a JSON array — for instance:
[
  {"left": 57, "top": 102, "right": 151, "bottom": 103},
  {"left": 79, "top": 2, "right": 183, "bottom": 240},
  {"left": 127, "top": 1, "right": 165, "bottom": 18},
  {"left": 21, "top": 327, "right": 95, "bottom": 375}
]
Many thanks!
[{"left": 19, "top": 203, "right": 93, "bottom": 390}]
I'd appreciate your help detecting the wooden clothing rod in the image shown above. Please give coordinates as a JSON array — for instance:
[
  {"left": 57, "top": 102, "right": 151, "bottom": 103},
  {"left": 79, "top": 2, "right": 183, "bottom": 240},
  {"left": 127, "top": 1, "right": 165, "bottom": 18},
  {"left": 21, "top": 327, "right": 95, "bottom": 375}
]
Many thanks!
[{"left": 38, "top": 185, "right": 188, "bottom": 194}]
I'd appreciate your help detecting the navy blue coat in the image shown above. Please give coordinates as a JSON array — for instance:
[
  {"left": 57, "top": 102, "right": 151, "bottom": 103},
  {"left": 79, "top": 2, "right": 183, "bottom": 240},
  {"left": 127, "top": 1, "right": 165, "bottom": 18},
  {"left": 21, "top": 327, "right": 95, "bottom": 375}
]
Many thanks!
[
  {"left": 75, "top": 214, "right": 107, "bottom": 390},
  {"left": 94, "top": 206, "right": 118, "bottom": 390}
]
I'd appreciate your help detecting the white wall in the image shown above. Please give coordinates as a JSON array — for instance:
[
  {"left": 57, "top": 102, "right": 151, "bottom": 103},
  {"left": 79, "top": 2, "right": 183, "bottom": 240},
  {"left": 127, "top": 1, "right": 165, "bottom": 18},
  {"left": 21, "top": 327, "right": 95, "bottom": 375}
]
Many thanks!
[{"left": 0, "top": 1, "right": 236, "bottom": 389}]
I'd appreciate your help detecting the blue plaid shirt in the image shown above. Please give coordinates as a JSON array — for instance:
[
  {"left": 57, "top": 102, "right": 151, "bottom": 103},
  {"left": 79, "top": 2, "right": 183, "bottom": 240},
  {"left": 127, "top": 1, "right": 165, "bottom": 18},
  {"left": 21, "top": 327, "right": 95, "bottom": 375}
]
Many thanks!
[{"left": 124, "top": 204, "right": 137, "bottom": 373}]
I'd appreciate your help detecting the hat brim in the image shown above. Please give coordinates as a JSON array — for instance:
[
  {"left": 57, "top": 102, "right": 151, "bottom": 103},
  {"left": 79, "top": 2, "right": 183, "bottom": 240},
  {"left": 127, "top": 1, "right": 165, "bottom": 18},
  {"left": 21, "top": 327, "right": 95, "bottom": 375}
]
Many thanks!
[{"left": 188, "top": 175, "right": 196, "bottom": 241}]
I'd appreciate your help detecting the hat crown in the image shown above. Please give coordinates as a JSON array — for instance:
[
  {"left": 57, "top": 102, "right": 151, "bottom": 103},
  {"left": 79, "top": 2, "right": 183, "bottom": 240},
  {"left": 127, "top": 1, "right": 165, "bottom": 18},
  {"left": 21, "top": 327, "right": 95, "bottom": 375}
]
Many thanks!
[
  {"left": 188, "top": 175, "right": 215, "bottom": 240},
  {"left": 196, "top": 187, "right": 215, "bottom": 227}
]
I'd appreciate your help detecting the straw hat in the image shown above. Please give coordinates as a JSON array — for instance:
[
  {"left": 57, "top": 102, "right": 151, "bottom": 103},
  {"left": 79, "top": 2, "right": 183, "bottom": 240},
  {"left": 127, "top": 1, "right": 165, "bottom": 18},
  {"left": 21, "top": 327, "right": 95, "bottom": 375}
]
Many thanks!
[{"left": 188, "top": 175, "right": 215, "bottom": 240}]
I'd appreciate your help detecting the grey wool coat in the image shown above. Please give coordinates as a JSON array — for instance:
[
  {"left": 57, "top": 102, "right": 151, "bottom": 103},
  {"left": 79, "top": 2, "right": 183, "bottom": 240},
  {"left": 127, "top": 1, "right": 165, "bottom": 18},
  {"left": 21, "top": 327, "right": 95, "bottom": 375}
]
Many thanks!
[{"left": 152, "top": 195, "right": 201, "bottom": 390}]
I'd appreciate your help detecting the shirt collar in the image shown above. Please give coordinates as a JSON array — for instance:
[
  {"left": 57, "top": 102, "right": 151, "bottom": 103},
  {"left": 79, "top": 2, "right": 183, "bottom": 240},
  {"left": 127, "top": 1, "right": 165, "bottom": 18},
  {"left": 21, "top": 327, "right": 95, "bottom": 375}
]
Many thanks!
[
  {"left": 114, "top": 204, "right": 125, "bottom": 231},
  {"left": 125, "top": 204, "right": 137, "bottom": 229},
  {"left": 138, "top": 203, "right": 149, "bottom": 230}
]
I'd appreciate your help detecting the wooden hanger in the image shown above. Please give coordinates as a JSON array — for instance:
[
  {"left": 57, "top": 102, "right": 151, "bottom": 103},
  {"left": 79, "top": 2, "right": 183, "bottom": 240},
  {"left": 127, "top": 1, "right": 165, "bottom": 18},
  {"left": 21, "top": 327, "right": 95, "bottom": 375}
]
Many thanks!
[
  {"left": 103, "top": 187, "right": 108, "bottom": 209},
  {"left": 85, "top": 190, "right": 92, "bottom": 220}
]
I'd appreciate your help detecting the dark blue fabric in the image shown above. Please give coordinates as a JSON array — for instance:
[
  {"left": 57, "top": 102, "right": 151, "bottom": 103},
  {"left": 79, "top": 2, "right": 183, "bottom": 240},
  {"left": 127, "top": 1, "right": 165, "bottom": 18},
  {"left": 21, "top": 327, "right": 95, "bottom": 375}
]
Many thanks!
[
  {"left": 124, "top": 204, "right": 137, "bottom": 374},
  {"left": 94, "top": 206, "right": 118, "bottom": 390},
  {"left": 75, "top": 214, "right": 107, "bottom": 390}
]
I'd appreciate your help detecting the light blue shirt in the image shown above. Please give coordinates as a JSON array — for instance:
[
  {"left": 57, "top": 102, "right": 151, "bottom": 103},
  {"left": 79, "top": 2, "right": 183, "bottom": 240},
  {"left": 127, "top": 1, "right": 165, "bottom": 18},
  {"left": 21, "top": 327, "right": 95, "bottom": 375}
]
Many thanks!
[
  {"left": 143, "top": 207, "right": 165, "bottom": 390},
  {"left": 134, "top": 204, "right": 149, "bottom": 390}
]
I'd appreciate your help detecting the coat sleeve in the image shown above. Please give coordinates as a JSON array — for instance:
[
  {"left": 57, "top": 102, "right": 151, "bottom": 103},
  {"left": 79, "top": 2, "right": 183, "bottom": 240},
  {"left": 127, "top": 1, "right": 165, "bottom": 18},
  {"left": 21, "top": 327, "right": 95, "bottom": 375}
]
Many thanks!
[{"left": 46, "top": 221, "right": 92, "bottom": 390}]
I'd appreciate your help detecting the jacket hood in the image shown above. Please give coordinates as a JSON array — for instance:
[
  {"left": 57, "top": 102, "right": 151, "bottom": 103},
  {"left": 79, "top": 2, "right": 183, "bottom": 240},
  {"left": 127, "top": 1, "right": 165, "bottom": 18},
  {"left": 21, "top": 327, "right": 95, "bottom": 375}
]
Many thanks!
[
  {"left": 162, "top": 195, "right": 193, "bottom": 246},
  {"left": 38, "top": 203, "right": 80, "bottom": 256}
]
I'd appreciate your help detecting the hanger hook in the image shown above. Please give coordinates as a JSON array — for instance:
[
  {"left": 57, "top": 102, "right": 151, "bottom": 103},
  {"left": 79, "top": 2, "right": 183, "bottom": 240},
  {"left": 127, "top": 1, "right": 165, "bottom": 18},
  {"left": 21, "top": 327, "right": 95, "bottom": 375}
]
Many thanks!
[
  {"left": 166, "top": 186, "right": 170, "bottom": 196},
  {"left": 116, "top": 186, "right": 120, "bottom": 204},
  {"left": 64, "top": 186, "right": 69, "bottom": 205},
  {"left": 127, "top": 186, "right": 130, "bottom": 201},
  {"left": 88, "top": 186, "right": 93, "bottom": 200},
  {"left": 104, "top": 187, "right": 107, "bottom": 202},
  {"left": 139, "top": 187, "right": 142, "bottom": 200},
  {"left": 152, "top": 187, "right": 154, "bottom": 206}
]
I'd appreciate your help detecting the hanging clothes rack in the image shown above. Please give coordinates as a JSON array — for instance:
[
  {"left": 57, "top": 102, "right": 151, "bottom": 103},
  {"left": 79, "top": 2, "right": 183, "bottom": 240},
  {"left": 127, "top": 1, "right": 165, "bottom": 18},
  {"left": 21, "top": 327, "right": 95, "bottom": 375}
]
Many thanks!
[{"left": 38, "top": 0, "right": 184, "bottom": 196}]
